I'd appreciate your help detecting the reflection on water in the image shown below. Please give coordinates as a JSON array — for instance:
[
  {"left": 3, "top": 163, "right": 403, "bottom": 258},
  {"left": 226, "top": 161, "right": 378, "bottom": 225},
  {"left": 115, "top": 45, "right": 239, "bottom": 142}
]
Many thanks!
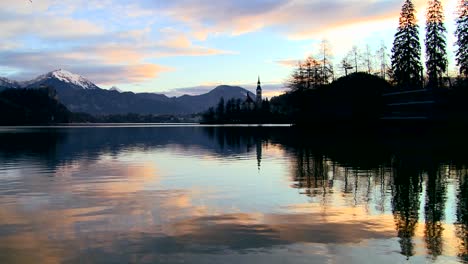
[{"left": 0, "top": 125, "right": 468, "bottom": 263}]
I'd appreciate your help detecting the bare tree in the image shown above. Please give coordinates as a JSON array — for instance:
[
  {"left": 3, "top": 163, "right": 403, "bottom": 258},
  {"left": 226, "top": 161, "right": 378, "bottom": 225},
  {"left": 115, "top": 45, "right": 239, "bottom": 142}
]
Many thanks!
[
  {"left": 317, "top": 39, "right": 334, "bottom": 84},
  {"left": 347, "top": 45, "right": 362, "bottom": 73},
  {"left": 363, "top": 44, "right": 374, "bottom": 74},
  {"left": 340, "top": 58, "right": 353, "bottom": 76},
  {"left": 377, "top": 41, "right": 390, "bottom": 80}
]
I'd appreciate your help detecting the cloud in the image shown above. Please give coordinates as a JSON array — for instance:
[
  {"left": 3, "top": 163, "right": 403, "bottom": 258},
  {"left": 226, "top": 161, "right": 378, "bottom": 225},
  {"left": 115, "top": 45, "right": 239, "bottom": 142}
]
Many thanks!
[
  {"left": 0, "top": 7, "right": 104, "bottom": 40},
  {"left": 0, "top": 0, "right": 445, "bottom": 90},
  {"left": 275, "top": 59, "right": 302, "bottom": 68},
  {"left": 75, "top": 64, "right": 173, "bottom": 85},
  {"left": 0, "top": 0, "right": 235, "bottom": 87},
  {"left": 0, "top": 50, "right": 171, "bottom": 85},
  {"left": 132, "top": 0, "right": 411, "bottom": 40},
  {"left": 152, "top": 32, "right": 236, "bottom": 57}
]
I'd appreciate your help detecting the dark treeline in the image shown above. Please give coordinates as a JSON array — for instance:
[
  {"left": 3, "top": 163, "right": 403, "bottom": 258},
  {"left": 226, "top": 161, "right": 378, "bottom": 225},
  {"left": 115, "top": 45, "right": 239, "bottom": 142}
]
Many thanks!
[
  {"left": 0, "top": 87, "right": 199, "bottom": 125},
  {"left": 279, "top": 72, "right": 391, "bottom": 124},
  {"left": 202, "top": 72, "right": 468, "bottom": 125},
  {"left": 70, "top": 112, "right": 199, "bottom": 123},
  {"left": 0, "top": 88, "right": 70, "bottom": 125},
  {"left": 201, "top": 97, "right": 290, "bottom": 124},
  {"left": 202, "top": 0, "right": 468, "bottom": 125}
]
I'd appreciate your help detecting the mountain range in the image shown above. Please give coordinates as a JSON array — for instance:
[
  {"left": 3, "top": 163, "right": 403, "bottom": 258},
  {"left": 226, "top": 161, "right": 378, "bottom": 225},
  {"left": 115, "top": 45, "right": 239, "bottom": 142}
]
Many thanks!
[{"left": 0, "top": 69, "right": 256, "bottom": 115}]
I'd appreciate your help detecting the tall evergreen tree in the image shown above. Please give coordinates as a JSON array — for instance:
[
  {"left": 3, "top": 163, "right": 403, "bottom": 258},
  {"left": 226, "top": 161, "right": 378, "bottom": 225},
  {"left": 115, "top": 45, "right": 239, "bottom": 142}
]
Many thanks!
[
  {"left": 455, "top": 0, "right": 468, "bottom": 77},
  {"left": 425, "top": 0, "right": 448, "bottom": 88},
  {"left": 391, "top": 0, "right": 423, "bottom": 89}
]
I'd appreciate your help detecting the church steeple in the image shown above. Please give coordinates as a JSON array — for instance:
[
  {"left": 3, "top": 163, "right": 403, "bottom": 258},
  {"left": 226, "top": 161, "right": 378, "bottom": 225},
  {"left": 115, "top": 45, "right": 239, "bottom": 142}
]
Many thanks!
[{"left": 256, "top": 76, "right": 262, "bottom": 107}]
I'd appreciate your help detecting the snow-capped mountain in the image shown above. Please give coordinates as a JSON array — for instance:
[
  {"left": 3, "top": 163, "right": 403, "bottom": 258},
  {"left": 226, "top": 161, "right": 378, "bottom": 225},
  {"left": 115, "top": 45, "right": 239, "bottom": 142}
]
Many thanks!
[
  {"left": 0, "top": 70, "right": 256, "bottom": 115},
  {"left": 109, "top": 86, "right": 122, "bottom": 93},
  {"left": 0, "top": 77, "right": 21, "bottom": 89},
  {"left": 22, "top": 69, "right": 100, "bottom": 90}
]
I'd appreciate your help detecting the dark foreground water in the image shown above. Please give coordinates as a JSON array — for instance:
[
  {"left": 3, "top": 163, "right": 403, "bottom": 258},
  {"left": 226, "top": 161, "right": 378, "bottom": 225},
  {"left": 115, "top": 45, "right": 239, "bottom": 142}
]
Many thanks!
[{"left": 0, "top": 125, "right": 467, "bottom": 263}]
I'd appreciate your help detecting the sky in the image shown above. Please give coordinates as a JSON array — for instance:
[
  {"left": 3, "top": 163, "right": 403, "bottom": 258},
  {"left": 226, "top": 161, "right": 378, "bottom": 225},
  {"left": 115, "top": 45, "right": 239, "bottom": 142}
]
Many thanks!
[{"left": 0, "top": 0, "right": 460, "bottom": 97}]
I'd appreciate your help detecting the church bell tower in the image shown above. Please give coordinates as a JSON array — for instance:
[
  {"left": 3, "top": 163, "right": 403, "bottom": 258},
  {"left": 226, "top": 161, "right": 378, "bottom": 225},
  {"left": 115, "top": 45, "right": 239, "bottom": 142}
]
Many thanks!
[{"left": 256, "top": 76, "right": 262, "bottom": 107}]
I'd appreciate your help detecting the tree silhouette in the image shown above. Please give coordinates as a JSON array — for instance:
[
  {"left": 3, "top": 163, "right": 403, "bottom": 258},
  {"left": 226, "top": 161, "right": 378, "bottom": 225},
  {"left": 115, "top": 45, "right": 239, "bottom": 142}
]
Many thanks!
[
  {"left": 456, "top": 169, "right": 468, "bottom": 262},
  {"left": 391, "top": 161, "right": 422, "bottom": 259},
  {"left": 377, "top": 41, "right": 390, "bottom": 80},
  {"left": 318, "top": 39, "right": 334, "bottom": 84},
  {"left": 424, "top": 167, "right": 447, "bottom": 259},
  {"left": 391, "top": 0, "right": 423, "bottom": 89},
  {"left": 287, "top": 57, "right": 323, "bottom": 92},
  {"left": 340, "top": 58, "right": 353, "bottom": 76},
  {"left": 348, "top": 45, "right": 361, "bottom": 73},
  {"left": 287, "top": 62, "right": 306, "bottom": 92},
  {"left": 216, "top": 97, "right": 225, "bottom": 121},
  {"left": 425, "top": 0, "right": 448, "bottom": 88},
  {"left": 455, "top": 0, "right": 468, "bottom": 77},
  {"left": 363, "top": 44, "right": 374, "bottom": 74},
  {"left": 0, "top": 88, "right": 70, "bottom": 125}
]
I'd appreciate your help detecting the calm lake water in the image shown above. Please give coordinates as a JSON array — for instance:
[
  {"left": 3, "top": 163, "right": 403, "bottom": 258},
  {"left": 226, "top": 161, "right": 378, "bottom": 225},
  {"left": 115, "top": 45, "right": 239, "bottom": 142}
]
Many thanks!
[{"left": 0, "top": 125, "right": 467, "bottom": 263}]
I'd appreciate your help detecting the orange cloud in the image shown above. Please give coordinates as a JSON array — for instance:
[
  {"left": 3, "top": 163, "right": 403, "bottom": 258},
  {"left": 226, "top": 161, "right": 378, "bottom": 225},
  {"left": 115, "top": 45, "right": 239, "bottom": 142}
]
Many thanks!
[{"left": 124, "top": 64, "right": 172, "bottom": 83}]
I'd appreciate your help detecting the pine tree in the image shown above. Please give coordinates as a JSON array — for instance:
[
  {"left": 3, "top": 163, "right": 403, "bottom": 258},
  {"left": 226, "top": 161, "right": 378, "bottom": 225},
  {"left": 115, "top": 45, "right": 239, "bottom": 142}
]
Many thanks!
[
  {"left": 425, "top": 0, "right": 447, "bottom": 88},
  {"left": 455, "top": 0, "right": 468, "bottom": 77},
  {"left": 391, "top": 0, "right": 423, "bottom": 89}
]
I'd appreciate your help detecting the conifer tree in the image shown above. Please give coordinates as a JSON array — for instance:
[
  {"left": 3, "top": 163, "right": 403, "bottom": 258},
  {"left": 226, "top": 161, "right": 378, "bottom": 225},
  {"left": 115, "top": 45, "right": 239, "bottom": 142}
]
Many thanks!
[
  {"left": 455, "top": 0, "right": 468, "bottom": 77},
  {"left": 391, "top": 0, "right": 423, "bottom": 88},
  {"left": 425, "top": 0, "right": 447, "bottom": 88}
]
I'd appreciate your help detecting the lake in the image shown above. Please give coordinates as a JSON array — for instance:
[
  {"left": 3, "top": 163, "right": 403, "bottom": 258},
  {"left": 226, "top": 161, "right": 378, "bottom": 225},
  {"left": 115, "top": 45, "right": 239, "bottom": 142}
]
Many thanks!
[{"left": 0, "top": 125, "right": 467, "bottom": 263}]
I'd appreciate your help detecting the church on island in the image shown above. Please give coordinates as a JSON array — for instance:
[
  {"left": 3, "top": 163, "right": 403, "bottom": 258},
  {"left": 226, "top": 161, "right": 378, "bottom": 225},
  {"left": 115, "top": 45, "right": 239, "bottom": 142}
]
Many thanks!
[{"left": 244, "top": 76, "right": 262, "bottom": 110}]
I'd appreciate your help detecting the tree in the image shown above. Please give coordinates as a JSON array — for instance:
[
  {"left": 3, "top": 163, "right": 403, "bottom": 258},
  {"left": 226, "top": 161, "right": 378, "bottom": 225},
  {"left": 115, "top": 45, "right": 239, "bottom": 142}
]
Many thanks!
[
  {"left": 303, "top": 56, "right": 321, "bottom": 89},
  {"left": 348, "top": 45, "right": 362, "bottom": 73},
  {"left": 0, "top": 88, "right": 70, "bottom": 125},
  {"left": 287, "top": 62, "right": 306, "bottom": 92},
  {"left": 377, "top": 41, "right": 390, "bottom": 80},
  {"left": 340, "top": 58, "right": 353, "bottom": 76},
  {"left": 317, "top": 39, "right": 334, "bottom": 84},
  {"left": 425, "top": 0, "right": 448, "bottom": 88},
  {"left": 391, "top": 0, "right": 423, "bottom": 89},
  {"left": 455, "top": 0, "right": 468, "bottom": 77},
  {"left": 363, "top": 44, "right": 374, "bottom": 74},
  {"left": 216, "top": 97, "right": 225, "bottom": 121},
  {"left": 287, "top": 57, "right": 322, "bottom": 92}
]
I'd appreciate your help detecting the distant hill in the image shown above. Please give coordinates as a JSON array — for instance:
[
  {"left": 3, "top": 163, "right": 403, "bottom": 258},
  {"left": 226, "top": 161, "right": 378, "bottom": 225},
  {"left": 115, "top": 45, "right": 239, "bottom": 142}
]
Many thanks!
[
  {"left": 0, "top": 88, "right": 70, "bottom": 125},
  {"left": 0, "top": 77, "right": 20, "bottom": 90},
  {"left": 176, "top": 85, "right": 253, "bottom": 113},
  {"left": 1, "top": 70, "right": 255, "bottom": 115}
]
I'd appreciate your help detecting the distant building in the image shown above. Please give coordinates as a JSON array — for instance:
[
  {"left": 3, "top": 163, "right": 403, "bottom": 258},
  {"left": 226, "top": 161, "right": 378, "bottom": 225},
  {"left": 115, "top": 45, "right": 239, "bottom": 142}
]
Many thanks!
[
  {"left": 256, "top": 76, "right": 262, "bottom": 107},
  {"left": 243, "top": 76, "right": 262, "bottom": 110},
  {"left": 242, "top": 76, "right": 262, "bottom": 110},
  {"left": 244, "top": 93, "right": 255, "bottom": 110}
]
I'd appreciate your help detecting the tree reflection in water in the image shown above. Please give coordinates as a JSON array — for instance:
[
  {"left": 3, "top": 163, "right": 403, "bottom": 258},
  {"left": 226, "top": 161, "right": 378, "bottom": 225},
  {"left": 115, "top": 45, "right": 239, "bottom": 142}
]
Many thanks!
[
  {"left": 456, "top": 167, "right": 468, "bottom": 262},
  {"left": 207, "top": 125, "right": 468, "bottom": 262},
  {"left": 1, "top": 125, "right": 468, "bottom": 262}
]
